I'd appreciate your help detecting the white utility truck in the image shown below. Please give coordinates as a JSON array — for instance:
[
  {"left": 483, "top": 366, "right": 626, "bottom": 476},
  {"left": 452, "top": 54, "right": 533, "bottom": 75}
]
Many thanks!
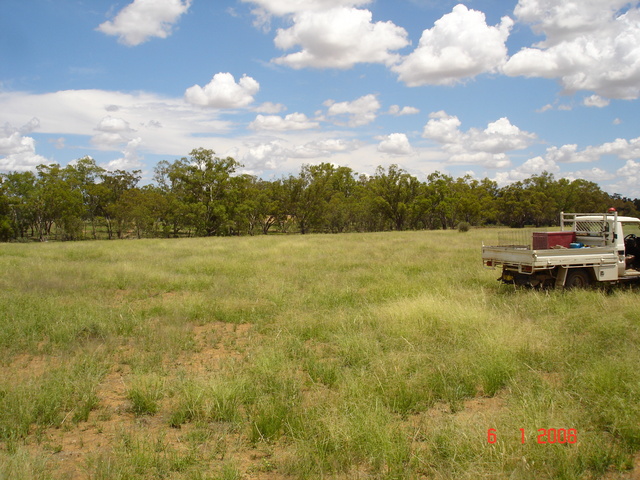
[{"left": 482, "top": 211, "right": 640, "bottom": 288}]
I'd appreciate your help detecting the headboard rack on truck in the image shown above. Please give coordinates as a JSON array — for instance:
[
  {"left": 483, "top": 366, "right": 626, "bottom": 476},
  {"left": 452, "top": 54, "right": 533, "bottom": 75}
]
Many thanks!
[{"left": 560, "top": 211, "right": 617, "bottom": 247}]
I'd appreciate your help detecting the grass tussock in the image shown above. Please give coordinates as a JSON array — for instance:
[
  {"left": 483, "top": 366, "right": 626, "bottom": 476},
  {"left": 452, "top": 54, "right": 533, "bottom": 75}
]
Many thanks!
[{"left": 0, "top": 230, "right": 640, "bottom": 479}]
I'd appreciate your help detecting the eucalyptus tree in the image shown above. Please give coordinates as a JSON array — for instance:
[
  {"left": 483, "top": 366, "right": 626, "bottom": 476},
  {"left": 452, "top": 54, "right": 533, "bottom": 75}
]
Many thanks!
[
  {"left": 281, "top": 164, "right": 326, "bottom": 234},
  {"left": 452, "top": 175, "right": 499, "bottom": 226},
  {"left": 153, "top": 159, "right": 195, "bottom": 236},
  {"left": 368, "top": 164, "right": 421, "bottom": 231},
  {"left": 520, "top": 172, "right": 559, "bottom": 226},
  {"left": 232, "top": 176, "right": 282, "bottom": 236},
  {"left": 0, "top": 180, "right": 12, "bottom": 241},
  {"left": 162, "top": 148, "right": 242, "bottom": 236},
  {"left": 0, "top": 171, "right": 37, "bottom": 239},
  {"left": 497, "top": 180, "right": 551, "bottom": 228},
  {"left": 422, "top": 171, "right": 457, "bottom": 230},
  {"left": 99, "top": 168, "right": 141, "bottom": 239},
  {"left": 281, "top": 163, "right": 361, "bottom": 234},
  {"left": 112, "top": 185, "right": 167, "bottom": 239},
  {"left": 324, "top": 165, "right": 360, "bottom": 233},
  {"left": 63, "top": 157, "right": 106, "bottom": 239},
  {"left": 32, "top": 164, "right": 84, "bottom": 241},
  {"left": 563, "top": 179, "right": 610, "bottom": 213}
]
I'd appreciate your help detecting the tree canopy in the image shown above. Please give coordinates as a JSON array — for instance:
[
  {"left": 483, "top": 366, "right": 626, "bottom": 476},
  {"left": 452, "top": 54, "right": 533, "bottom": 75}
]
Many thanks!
[{"left": 0, "top": 148, "right": 637, "bottom": 241}]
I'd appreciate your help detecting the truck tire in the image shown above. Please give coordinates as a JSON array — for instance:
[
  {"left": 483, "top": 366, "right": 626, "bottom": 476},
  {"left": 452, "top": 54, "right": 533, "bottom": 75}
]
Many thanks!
[{"left": 565, "top": 269, "right": 590, "bottom": 289}]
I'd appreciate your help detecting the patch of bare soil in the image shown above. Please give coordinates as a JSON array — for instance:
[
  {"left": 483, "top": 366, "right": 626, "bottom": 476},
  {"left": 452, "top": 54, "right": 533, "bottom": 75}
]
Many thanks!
[
  {"left": 420, "top": 392, "right": 506, "bottom": 421},
  {"left": 0, "top": 353, "right": 56, "bottom": 382},
  {"left": 602, "top": 452, "right": 640, "bottom": 480},
  {"left": 18, "top": 352, "right": 133, "bottom": 479},
  {"left": 176, "top": 322, "right": 252, "bottom": 374},
  {"left": 455, "top": 395, "right": 506, "bottom": 420},
  {"left": 10, "top": 322, "right": 292, "bottom": 479}
]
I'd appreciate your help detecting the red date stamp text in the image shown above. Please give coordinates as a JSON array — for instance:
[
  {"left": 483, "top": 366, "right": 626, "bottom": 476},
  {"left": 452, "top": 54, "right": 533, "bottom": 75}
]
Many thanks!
[{"left": 488, "top": 428, "right": 577, "bottom": 444}]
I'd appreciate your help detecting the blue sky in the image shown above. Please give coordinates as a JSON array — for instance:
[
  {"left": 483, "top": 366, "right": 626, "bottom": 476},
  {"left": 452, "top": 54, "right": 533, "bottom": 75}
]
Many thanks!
[{"left": 2, "top": 0, "right": 640, "bottom": 196}]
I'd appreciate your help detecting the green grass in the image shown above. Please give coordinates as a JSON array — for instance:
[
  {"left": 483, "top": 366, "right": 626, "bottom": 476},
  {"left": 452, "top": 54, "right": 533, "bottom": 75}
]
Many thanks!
[{"left": 0, "top": 229, "right": 639, "bottom": 479}]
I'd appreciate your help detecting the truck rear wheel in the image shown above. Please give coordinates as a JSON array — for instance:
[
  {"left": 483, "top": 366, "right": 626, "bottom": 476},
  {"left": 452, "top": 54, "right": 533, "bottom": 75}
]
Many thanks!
[{"left": 565, "top": 269, "right": 590, "bottom": 289}]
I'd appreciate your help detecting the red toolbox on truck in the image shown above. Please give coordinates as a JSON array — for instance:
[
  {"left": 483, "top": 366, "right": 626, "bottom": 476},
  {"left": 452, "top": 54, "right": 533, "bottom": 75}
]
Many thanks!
[{"left": 532, "top": 231, "right": 576, "bottom": 250}]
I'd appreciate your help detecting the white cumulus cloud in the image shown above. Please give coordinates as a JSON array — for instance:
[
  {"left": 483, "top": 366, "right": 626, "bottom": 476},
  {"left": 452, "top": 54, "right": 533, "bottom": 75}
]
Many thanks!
[
  {"left": 272, "top": 7, "right": 409, "bottom": 69},
  {"left": 583, "top": 95, "right": 610, "bottom": 108},
  {"left": 493, "top": 156, "right": 561, "bottom": 185},
  {"left": 388, "top": 105, "right": 420, "bottom": 116},
  {"left": 377, "top": 133, "right": 413, "bottom": 156},
  {"left": 104, "top": 137, "right": 145, "bottom": 171},
  {"left": 393, "top": 4, "right": 513, "bottom": 86},
  {"left": 242, "top": 141, "right": 286, "bottom": 170},
  {"left": 324, "top": 94, "right": 381, "bottom": 127},
  {"left": 249, "top": 112, "right": 319, "bottom": 131},
  {"left": 92, "top": 116, "right": 136, "bottom": 149},
  {"left": 513, "top": 0, "right": 634, "bottom": 45},
  {"left": 184, "top": 73, "right": 260, "bottom": 109},
  {"left": 617, "top": 159, "right": 640, "bottom": 177},
  {"left": 612, "top": 159, "right": 640, "bottom": 197},
  {"left": 0, "top": 89, "right": 236, "bottom": 172},
  {"left": 255, "top": 102, "right": 287, "bottom": 114},
  {"left": 469, "top": 117, "right": 535, "bottom": 153},
  {"left": 493, "top": 132, "right": 640, "bottom": 192},
  {"left": 0, "top": 118, "right": 48, "bottom": 171},
  {"left": 422, "top": 111, "right": 462, "bottom": 144},
  {"left": 544, "top": 136, "right": 640, "bottom": 164},
  {"left": 304, "top": 138, "right": 358, "bottom": 153},
  {"left": 242, "top": 136, "right": 361, "bottom": 171},
  {"left": 422, "top": 111, "right": 536, "bottom": 167},
  {"left": 505, "top": 1, "right": 640, "bottom": 99},
  {"left": 98, "top": 116, "right": 133, "bottom": 133},
  {"left": 242, "top": 0, "right": 372, "bottom": 30},
  {"left": 97, "top": 0, "right": 191, "bottom": 46},
  {"left": 570, "top": 167, "right": 616, "bottom": 182},
  {"left": 242, "top": 0, "right": 371, "bottom": 16}
]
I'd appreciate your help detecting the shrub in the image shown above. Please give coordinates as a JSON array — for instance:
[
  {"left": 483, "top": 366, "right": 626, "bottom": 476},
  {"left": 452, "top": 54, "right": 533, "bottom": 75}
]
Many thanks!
[
  {"left": 457, "top": 221, "right": 471, "bottom": 233},
  {"left": 0, "top": 217, "right": 13, "bottom": 242}
]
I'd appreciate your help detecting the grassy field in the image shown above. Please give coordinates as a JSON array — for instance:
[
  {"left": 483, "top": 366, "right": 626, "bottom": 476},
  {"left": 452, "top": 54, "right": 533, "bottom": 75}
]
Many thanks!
[{"left": 0, "top": 229, "right": 639, "bottom": 479}]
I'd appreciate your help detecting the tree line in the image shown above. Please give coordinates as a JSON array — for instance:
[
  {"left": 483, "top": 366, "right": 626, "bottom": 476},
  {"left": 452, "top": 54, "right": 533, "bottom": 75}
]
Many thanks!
[{"left": 1, "top": 148, "right": 638, "bottom": 242}]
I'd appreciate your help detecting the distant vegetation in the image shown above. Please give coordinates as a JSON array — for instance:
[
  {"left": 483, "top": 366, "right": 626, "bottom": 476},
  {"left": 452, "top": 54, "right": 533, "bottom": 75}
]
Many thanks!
[{"left": 1, "top": 147, "right": 638, "bottom": 242}]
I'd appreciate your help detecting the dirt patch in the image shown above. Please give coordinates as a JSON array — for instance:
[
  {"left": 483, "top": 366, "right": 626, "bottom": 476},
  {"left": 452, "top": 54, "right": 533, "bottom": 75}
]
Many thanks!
[
  {"left": 456, "top": 395, "right": 506, "bottom": 420},
  {"left": 17, "top": 351, "right": 135, "bottom": 479},
  {"left": 422, "top": 393, "right": 506, "bottom": 421},
  {"left": 602, "top": 452, "right": 640, "bottom": 480},
  {"left": 174, "top": 321, "right": 253, "bottom": 374},
  {"left": 0, "top": 353, "right": 56, "bottom": 381},
  {"left": 10, "top": 322, "right": 267, "bottom": 480}
]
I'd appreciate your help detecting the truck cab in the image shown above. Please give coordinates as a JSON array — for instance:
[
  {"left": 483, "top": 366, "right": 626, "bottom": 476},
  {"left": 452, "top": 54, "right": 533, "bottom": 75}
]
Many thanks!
[{"left": 568, "top": 213, "right": 640, "bottom": 276}]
